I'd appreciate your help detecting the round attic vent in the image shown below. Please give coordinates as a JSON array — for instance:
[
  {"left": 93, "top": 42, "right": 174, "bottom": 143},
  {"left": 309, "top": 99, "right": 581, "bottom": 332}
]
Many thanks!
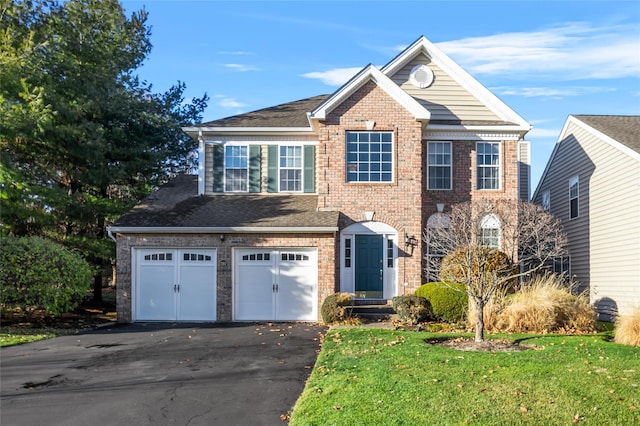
[{"left": 409, "top": 64, "right": 434, "bottom": 89}]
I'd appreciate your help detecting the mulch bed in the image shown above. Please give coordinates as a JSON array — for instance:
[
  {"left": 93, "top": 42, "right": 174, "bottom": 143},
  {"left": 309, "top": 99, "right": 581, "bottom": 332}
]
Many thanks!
[{"left": 1, "top": 288, "right": 117, "bottom": 331}]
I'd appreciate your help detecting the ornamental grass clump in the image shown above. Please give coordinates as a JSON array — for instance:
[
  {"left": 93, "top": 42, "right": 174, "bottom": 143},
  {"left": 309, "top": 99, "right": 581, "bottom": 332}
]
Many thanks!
[
  {"left": 472, "top": 274, "right": 596, "bottom": 334},
  {"left": 614, "top": 307, "right": 640, "bottom": 346}
]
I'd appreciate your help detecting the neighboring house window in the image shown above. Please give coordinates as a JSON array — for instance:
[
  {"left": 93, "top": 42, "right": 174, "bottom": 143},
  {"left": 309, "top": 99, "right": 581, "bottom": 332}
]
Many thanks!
[
  {"left": 476, "top": 142, "right": 500, "bottom": 190},
  {"left": 427, "top": 141, "right": 452, "bottom": 190},
  {"left": 279, "top": 146, "right": 303, "bottom": 192},
  {"left": 480, "top": 214, "right": 500, "bottom": 248},
  {"left": 553, "top": 256, "right": 571, "bottom": 275},
  {"left": 225, "top": 145, "right": 248, "bottom": 192},
  {"left": 346, "top": 131, "right": 393, "bottom": 183},
  {"left": 569, "top": 176, "right": 579, "bottom": 219},
  {"left": 542, "top": 190, "right": 551, "bottom": 211}
]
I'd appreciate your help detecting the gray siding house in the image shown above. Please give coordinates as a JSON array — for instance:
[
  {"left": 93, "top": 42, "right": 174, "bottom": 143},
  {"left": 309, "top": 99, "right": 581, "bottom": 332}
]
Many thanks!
[{"left": 532, "top": 115, "right": 640, "bottom": 320}]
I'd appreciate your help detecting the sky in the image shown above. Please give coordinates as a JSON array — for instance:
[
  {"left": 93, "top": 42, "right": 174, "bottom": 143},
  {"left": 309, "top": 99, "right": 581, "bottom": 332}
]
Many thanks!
[{"left": 122, "top": 0, "right": 640, "bottom": 193}]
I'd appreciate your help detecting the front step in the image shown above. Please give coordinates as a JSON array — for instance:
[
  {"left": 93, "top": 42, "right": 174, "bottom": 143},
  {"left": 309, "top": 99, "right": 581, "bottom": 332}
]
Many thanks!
[{"left": 349, "top": 304, "right": 396, "bottom": 322}]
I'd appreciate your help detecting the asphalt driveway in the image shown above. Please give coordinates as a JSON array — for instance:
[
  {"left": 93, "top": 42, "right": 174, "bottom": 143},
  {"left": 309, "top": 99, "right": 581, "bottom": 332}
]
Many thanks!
[{"left": 1, "top": 322, "right": 326, "bottom": 426}]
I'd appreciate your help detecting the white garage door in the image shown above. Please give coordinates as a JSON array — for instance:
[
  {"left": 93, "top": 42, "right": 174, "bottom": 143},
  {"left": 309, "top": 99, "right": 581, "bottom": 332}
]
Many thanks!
[
  {"left": 234, "top": 248, "right": 317, "bottom": 321},
  {"left": 136, "top": 249, "right": 217, "bottom": 321}
]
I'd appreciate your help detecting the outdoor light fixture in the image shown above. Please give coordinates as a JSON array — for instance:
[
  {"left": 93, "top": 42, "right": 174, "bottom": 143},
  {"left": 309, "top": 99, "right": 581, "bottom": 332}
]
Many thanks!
[
  {"left": 405, "top": 234, "right": 418, "bottom": 247},
  {"left": 220, "top": 234, "right": 225, "bottom": 241}
]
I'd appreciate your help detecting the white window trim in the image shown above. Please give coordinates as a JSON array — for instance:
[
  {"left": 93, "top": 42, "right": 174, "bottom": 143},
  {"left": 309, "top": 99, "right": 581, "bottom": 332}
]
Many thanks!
[
  {"left": 427, "top": 141, "right": 452, "bottom": 190},
  {"left": 476, "top": 141, "right": 502, "bottom": 191},
  {"left": 224, "top": 144, "right": 249, "bottom": 193},
  {"left": 569, "top": 176, "right": 579, "bottom": 219},
  {"left": 278, "top": 144, "right": 304, "bottom": 193},
  {"left": 345, "top": 131, "right": 395, "bottom": 184},
  {"left": 480, "top": 213, "right": 501, "bottom": 249}
]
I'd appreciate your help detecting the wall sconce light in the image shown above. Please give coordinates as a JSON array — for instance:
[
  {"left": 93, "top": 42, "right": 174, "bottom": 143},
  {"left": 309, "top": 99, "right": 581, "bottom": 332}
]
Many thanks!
[
  {"left": 219, "top": 234, "right": 225, "bottom": 241},
  {"left": 404, "top": 234, "right": 418, "bottom": 247}
]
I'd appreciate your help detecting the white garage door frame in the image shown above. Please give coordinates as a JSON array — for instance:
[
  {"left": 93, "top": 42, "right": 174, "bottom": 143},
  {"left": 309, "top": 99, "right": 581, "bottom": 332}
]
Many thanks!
[
  {"left": 233, "top": 247, "right": 318, "bottom": 322},
  {"left": 133, "top": 248, "right": 217, "bottom": 322}
]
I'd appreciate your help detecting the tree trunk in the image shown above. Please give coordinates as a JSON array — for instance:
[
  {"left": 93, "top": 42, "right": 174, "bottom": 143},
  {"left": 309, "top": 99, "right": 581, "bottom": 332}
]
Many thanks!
[
  {"left": 475, "top": 300, "right": 485, "bottom": 342},
  {"left": 93, "top": 273, "right": 102, "bottom": 303}
]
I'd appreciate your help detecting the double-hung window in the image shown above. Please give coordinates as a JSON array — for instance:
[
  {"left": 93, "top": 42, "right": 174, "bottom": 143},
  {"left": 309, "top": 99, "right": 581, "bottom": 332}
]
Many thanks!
[
  {"left": 476, "top": 142, "right": 500, "bottom": 190},
  {"left": 224, "top": 145, "right": 248, "bottom": 192},
  {"left": 279, "top": 146, "right": 302, "bottom": 192},
  {"left": 346, "top": 131, "right": 393, "bottom": 183},
  {"left": 569, "top": 176, "right": 579, "bottom": 219},
  {"left": 427, "top": 141, "right": 452, "bottom": 190}
]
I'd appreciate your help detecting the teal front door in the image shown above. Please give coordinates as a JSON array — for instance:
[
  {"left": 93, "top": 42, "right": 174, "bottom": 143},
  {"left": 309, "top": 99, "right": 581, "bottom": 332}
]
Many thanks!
[{"left": 355, "top": 235, "right": 383, "bottom": 298}]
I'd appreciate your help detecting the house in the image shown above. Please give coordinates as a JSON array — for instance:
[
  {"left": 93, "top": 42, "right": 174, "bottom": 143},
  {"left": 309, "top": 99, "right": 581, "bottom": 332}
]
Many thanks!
[
  {"left": 107, "top": 36, "right": 531, "bottom": 323},
  {"left": 532, "top": 115, "right": 640, "bottom": 321}
]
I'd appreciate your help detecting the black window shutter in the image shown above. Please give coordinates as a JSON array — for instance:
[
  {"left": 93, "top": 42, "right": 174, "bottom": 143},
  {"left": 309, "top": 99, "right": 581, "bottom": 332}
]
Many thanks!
[
  {"left": 249, "top": 145, "right": 261, "bottom": 193},
  {"left": 267, "top": 145, "right": 278, "bottom": 193},
  {"left": 212, "top": 145, "right": 224, "bottom": 193},
  {"left": 303, "top": 145, "right": 315, "bottom": 193}
]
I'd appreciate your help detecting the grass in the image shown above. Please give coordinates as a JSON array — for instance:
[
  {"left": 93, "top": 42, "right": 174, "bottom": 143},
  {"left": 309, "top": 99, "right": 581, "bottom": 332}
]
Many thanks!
[
  {"left": 0, "top": 328, "right": 60, "bottom": 347},
  {"left": 290, "top": 328, "right": 640, "bottom": 425}
]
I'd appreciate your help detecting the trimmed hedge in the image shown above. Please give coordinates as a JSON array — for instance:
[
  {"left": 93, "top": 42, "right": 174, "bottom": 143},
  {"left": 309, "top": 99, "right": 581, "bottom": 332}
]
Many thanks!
[
  {"left": 0, "top": 236, "right": 92, "bottom": 316},
  {"left": 415, "top": 282, "right": 468, "bottom": 323},
  {"left": 392, "top": 295, "right": 432, "bottom": 325},
  {"left": 321, "top": 292, "right": 353, "bottom": 324}
]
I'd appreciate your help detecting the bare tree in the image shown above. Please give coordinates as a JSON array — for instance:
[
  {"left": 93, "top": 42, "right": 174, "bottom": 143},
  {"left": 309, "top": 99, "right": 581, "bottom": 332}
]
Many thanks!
[{"left": 424, "top": 199, "right": 568, "bottom": 342}]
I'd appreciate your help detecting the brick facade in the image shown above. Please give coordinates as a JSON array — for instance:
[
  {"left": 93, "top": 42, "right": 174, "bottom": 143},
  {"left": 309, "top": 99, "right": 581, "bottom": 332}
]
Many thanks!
[{"left": 317, "top": 81, "right": 424, "bottom": 293}]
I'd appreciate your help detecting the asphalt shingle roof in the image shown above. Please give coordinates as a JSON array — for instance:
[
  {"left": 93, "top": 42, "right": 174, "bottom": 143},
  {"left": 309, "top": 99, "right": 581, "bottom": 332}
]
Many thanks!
[
  {"left": 575, "top": 115, "right": 640, "bottom": 154},
  {"left": 198, "top": 95, "right": 331, "bottom": 128},
  {"left": 113, "top": 175, "right": 339, "bottom": 229}
]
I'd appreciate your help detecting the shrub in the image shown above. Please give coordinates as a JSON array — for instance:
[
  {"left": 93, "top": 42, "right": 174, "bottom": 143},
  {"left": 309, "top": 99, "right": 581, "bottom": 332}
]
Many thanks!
[
  {"left": 321, "top": 292, "right": 353, "bottom": 324},
  {"left": 614, "top": 308, "right": 640, "bottom": 346},
  {"left": 440, "top": 247, "right": 514, "bottom": 281},
  {"left": 391, "top": 295, "right": 432, "bottom": 325},
  {"left": 415, "top": 282, "right": 468, "bottom": 323},
  {"left": 0, "top": 236, "right": 92, "bottom": 316},
  {"left": 469, "top": 274, "right": 595, "bottom": 334}
]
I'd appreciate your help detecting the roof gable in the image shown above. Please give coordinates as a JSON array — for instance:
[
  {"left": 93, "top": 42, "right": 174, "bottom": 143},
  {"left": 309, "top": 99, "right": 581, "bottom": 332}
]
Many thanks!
[
  {"left": 382, "top": 36, "right": 530, "bottom": 130},
  {"left": 309, "top": 64, "right": 430, "bottom": 123},
  {"left": 573, "top": 115, "right": 640, "bottom": 156},
  {"left": 532, "top": 114, "right": 640, "bottom": 200}
]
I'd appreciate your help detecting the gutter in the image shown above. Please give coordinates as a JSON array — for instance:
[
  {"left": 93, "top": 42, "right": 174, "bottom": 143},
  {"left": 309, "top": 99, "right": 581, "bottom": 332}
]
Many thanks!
[{"left": 106, "top": 226, "right": 339, "bottom": 235}]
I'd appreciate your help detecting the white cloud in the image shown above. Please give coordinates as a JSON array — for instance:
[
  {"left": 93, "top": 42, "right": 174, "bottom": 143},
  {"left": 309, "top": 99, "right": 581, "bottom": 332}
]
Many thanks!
[
  {"left": 493, "top": 86, "right": 616, "bottom": 98},
  {"left": 300, "top": 67, "right": 362, "bottom": 86},
  {"left": 527, "top": 127, "right": 562, "bottom": 139},
  {"left": 224, "top": 63, "right": 259, "bottom": 72},
  {"left": 436, "top": 22, "right": 640, "bottom": 80},
  {"left": 218, "top": 50, "right": 255, "bottom": 56},
  {"left": 215, "top": 95, "right": 248, "bottom": 109}
]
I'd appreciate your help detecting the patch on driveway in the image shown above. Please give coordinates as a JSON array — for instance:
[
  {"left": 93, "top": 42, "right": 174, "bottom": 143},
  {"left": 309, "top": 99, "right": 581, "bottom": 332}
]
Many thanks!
[{"left": 1, "top": 322, "right": 326, "bottom": 425}]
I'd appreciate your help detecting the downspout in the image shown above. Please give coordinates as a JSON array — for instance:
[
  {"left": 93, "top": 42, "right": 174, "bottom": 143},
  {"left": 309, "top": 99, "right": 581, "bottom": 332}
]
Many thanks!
[{"left": 107, "top": 227, "right": 116, "bottom": 242}]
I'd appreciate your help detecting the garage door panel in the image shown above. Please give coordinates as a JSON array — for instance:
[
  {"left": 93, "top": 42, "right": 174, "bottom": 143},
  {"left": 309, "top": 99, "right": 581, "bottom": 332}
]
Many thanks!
[
  {"left": 235, "top": 261, "right": 274, "bottom": 321},
  {"left": 178, "top": 259, "right": 216, "bottom": 321},
  {"left": 235, "top": 249, "right": 317, "bottom": 322},
  {"left": 135, "top": 249, "right": 217, "bottom": 322},
  {"left": 137, "top": 264, "right": 175, "bottom": 320},
  {"left": 278, "top": 263, "right": 316, "bottom": 321}
]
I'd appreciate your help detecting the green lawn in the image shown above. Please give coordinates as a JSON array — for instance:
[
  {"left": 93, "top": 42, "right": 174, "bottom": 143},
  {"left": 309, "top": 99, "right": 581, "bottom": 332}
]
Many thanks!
[
  {"left": 0, "top": 328, "right": 58, "bottom": 347},
  {"left": 290, "top": 328, "right": 639, "bottom": 425}
]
